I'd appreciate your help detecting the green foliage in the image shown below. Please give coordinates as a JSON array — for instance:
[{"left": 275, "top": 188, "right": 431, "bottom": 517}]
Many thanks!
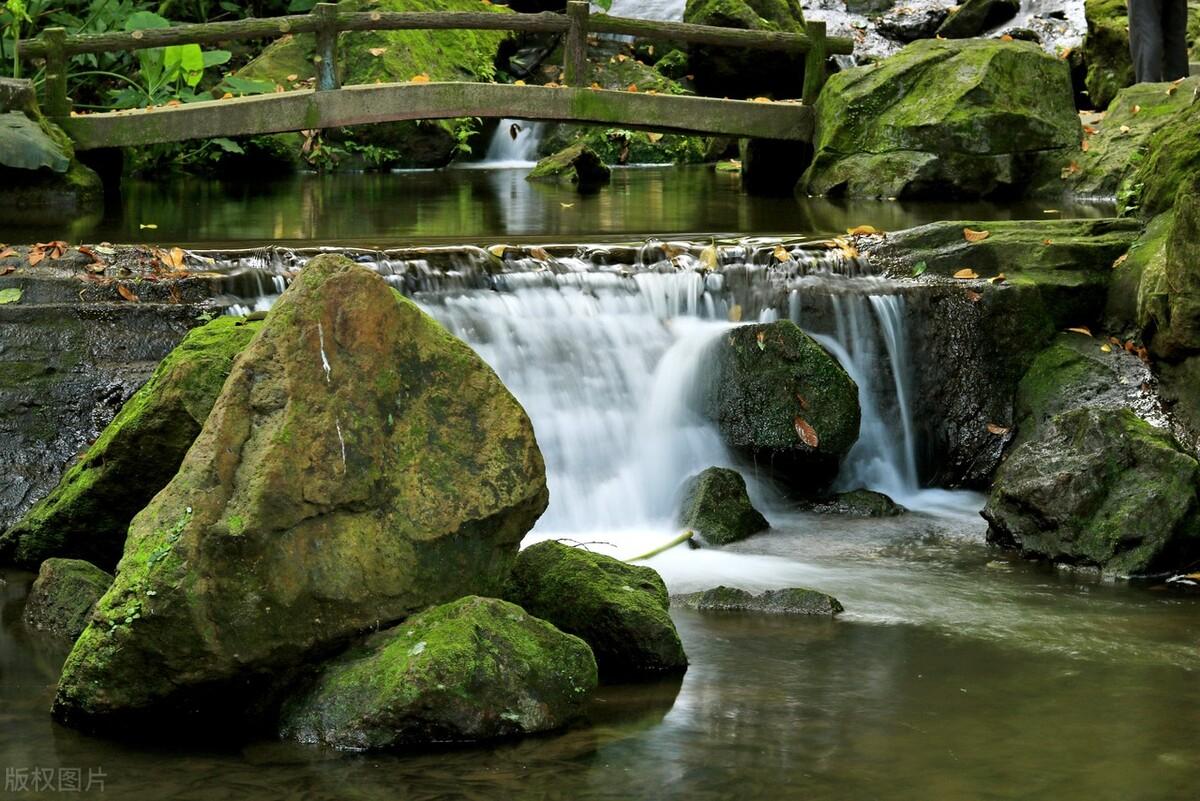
[{"left": 103, "top": 10, "right": 232, "bottom": 108}]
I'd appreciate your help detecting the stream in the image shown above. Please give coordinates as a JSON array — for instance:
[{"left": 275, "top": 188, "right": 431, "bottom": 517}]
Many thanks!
[{"left": 2, "top": 167, "right": 1197, "bottom": 801}]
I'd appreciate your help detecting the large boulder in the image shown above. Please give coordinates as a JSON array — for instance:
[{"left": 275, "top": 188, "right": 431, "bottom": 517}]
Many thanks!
[
  {"left": 807, "top": 489, "right": 905, "bottom": 517},
  {"left": 678, "top": 466, "right": 769, "bottom": 545},
  {"left": 936, "top": 0, "right": 1019, "bottom": 39},
  {"left": 707, "top": 321, "right": 860, "bottom": 486},
  {"left": 526, "top": 143, "right": 611, "bottom": 190},
  {"left": 237, "top": 0, "right": 512, "bottom": 168},
  {"left": 505, "top": 541, "right": 687, "bottom": 680},
  {"left": 1080, "top": 0, "right": 1133, "bottom": 110},
  {"left": 1107, "top": 211, "right": 1172, "bottom": 335},
  {"left": 22, "top": 558, "right": 113, "bottom": 641},
  {"left": 0, "top": 103, "right": 102, "bottom": 227},
  {"left": 800, "top": 39, "right": 1081, "bottom": 199},
  {"left": 1138, "top": 179, "right": 1200, "bottom": 358},
  {"left": 279, "top": 596, "right": 597, "bottom": 750},
  {"left": 682, "top": 0, "right": 806, "bottom": 99},
  {"left": 1126, "top": 101, "right": 1200, "bottom": 217},
  {"left": 0, "top": 316, "right": 260, "bottom": 572},
  {"left": 673, "top": 585, "right": 843, "bottom": 615},
  {"left": 52, "top": 255, "right": 548, "bottom": 728},
  {"left": 984, "top": 407, "right": 1200, "bottom": 576}
]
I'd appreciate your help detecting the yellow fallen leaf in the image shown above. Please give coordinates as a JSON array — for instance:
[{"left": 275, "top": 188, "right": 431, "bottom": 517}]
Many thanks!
[
  {"left": 487, "top": 244, "right": 509, "bottom": 257},
  {"left": 139, "top": 223, "right": 158, "bottom": 229},
  {"left": 988, "top": 273, "right": 1006, "bottom": 284},
  {"left": 616, "top": 54, "right": 628, "bottom": 62},
  {"left": 1100, "top": 343, "right": 1113, "bottom": 352},
  {"left": 1081, "top": 139, "right": 1090, "bottom": 152},
  {"left": 409, "top": 73, "right": 430, "bottom": 83},
  {"left": 513, "top": 79, "right": 526, "bottom": 86},
  {"left": 699, "top": 244, "right": 719, "bottom": 270},
  {"left": 1067, "top": 326, "right": 1093, "bottom": 336},
  {"left": 963, "top": 228, "right": 990, "bottom": 242},
  {"left": 1000, "top": 34, "right": 1013, "bottom": 41},
  {"left": 646, "top": 132, "right": 663, "bottom": 142},
  {"left": 752, "top": 96, "right": 772, "bottom": 103},
  {"left": 773, "top": 244, "right": 790, "bottom": 262},
  {"left": 953, "top": 268, "right": 979, "bottom": 279},
  {"left": 1119, "top": 125, "right": 1131, "bottom": 133},
  {"left": 728, "top": 304, "right": 742, "bottom": 322},
  {"left": 369, "top": 47, "right": 387, "bottom": 56},
  {"left": 286, "top": 73, "right": 299, "bottom": 81},
  {"left": 627, "top": 83, "right": 638, "bottom": 92},
  {"left": 847, "top": 224, "right": 880, "bottom": 235},
  {"left": 986, "top": 423, "right": 1010, "bottom": 435},
  {"left": 1132, "top": 104, "right": 1141, "bottom": 114},
  {"left": 560, "top": 202, "right": 574, "bottom": 208},
  {"left": 590, "top": 82, "right": 602, "bottom": 89}
]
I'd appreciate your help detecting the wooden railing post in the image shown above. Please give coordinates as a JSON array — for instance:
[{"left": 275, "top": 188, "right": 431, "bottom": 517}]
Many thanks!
[
  {"left": 43, "top": 27, "right": 71, "bottom": 117},
  {"left": 564, "top": 1, "right": 589, "bottom": 87},
  {"left": 312, "top": 3, "right": 340, "bottom": 91},
  {"left": 801, "top": 20, "right": 827, "bottom": 105}
]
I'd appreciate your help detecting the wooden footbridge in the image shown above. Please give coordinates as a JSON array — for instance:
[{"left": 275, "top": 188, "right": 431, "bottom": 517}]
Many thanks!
[{"left": 15, "top": 2, "right": 853, "bottom": 151}]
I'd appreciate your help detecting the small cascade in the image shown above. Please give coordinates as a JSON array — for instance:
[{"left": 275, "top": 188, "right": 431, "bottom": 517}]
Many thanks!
[{"left": 474, "top": 119, "right": 545, "bottom": 168}]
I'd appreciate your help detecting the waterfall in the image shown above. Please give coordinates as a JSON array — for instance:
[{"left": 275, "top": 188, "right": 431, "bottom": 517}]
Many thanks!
[
  {"left": 474, "top": 119, "right": 545, "bottom": 168},
  {"left": 603, "top": 0, "right": 685, "bottom": 21}
]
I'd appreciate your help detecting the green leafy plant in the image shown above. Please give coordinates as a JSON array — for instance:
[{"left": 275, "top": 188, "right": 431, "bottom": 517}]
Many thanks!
[
  {"left": 101, "top": 10, "right": 230, "bottom": 107},
  {"left": 3, "top": 0, "right": 33, "bottom": 78}
]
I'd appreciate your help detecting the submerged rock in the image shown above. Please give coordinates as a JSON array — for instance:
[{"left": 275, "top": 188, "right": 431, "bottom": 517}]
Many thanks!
[
  {"left": 1080, "top": 0, "right": 1133, "bottom": 109},
  {"left": 53, "top": 254, "right": 548, "bottom": 728},
  {"left": 808, "top": 489, "right": 906, "bottom": 517},
  {"left": 984, "top": 407, "right": 1200, "bottom": 576},
  {"left": 708, "top": 321, "right": 860, "bottom": 488},
  {"left": 22, "top": 558, "right": 113, "bottom": 640},
  {"left": 279, "top": 596, "right": 596, "bottom": 751},
  {"left": 678, "top": 466, "right": 769, "bottom": 545},
  {"left": 505, "top": 541, "right": 687, "bottom": 680},
  {"left": 801, "top": 39, "right": 1080, "bottom": 199},
  {"left": 936, "top": 0, "right": 1019, "bottom": 38},
  {"left": 0, "top": 316, "right": 261, "bottom": 572},
  {"left": 877, "top": 6, "right": 950, "bottom": 43},
  {"left": 526, "top": 143, "right": 611, "bottom": 190},
  {"left": 683, "top": 0, "right": 807, "bottom": 99},
  {"left": 673, "top": 585, "right": 843, "bottom": 615}
]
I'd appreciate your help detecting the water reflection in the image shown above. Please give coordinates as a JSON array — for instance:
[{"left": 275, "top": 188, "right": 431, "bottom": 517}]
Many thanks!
[{"left": 0, "top": 166, "right": 1116, "bottom": 248}]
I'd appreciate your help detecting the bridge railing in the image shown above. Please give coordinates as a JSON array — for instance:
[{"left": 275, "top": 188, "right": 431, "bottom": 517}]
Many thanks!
[{"left": 16, "top": 2, "right": 854, "bottom": 120}]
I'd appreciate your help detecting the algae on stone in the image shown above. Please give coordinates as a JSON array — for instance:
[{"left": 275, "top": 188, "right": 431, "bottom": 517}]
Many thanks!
[
  {"left": 1126, "top": 101, "right": 1200, "bottom": 217},
  {"left": 678, "top": 466, "right": 769, "bottom": 545},
  {"left": 22, "top": 558, "right": 113, "bottom": 641},
  {"left": 1081, "top": 0, "right": 1133, "bottom": 110},
  {"left": 280, "top": 596, "right": 597, "bottom": 750},
  {"left": 527, "top": 142, "right": 611, "bottom": 189},
  {"left": 53, "top": 255, "right": 548, "bottom": 729},
  {"left": 0, "top": 316, "right": 261, "bottom": 572},
  {"left": 505, "top": 540, "right": 687, "bottom": 680},
  {"left": 673, "top": 585, "right": 843, "bottom": 615},
  {"left": 683, "top": 0, "right": 806, "bottom": 99}
]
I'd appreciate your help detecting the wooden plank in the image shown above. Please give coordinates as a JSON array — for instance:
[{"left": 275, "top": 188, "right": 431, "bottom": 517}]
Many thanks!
[
  {"left": 802, "top": 20, "right": 828, "bottom": 105},
  {"left": 42, "top": 28, "right": 71, "bottom": 117},
  {"left": 589, "top": 14, "right": 855, "bottom": 55},
  {"left": 313, "top": 3, "right": 340, "bottom": 92},
  {"left": 59, "top": 83, "right": 813, "bottom": 150},
  {"left": 563, "top": 2, "right": 589, "bottom": 87}
]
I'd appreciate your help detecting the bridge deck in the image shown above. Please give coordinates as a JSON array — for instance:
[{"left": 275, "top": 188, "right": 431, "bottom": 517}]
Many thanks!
[{"left": 58, "top": 82, "right": 814, "bottom": 151}]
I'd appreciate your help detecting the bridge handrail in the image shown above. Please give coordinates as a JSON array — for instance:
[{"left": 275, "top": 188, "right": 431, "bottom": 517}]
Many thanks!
[{"left": 18, "top": 2, "right": 851, "bottom": 119}]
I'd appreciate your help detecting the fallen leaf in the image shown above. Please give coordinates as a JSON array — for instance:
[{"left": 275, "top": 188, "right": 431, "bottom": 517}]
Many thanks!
[
  {"left": 0, "top": 288, "right": 21, "bottom": 304},
  {"left": 796, "top": 393, "right": 809, "bottom": 410},
  {"left": 0, "top": 247, "right": 15, "bottom": 259},
  {"left": 627, "top": 83, "right": 638, "bottom": 92},
  {"left": 1082, "top": 124, "right": 1098, "bottom": 135},
  {"left": 963, "top": 228, "right": 990, "bottom": 242},
  {"left": 487, "top": 244, "right": 509, "bottom": 257},
  {"left": 1167, "top": 84, "right": 1178, "bottom": 95},
  {"left": 139, "top": 223, "right": 158, "bottom": 229},
  {"left": 1100, "top": 343, "right": 1112, "bottom": 352},
  {"left": 728, "top": 304, "right": 742, "bottom": 322},
  {"left": 409, "top": 73, "right": 431, "bottom": 83},
  {"left": 965, "top": 289, "right": 982, "bottom": 302},
  {"left": 1081, "top": 139, "right": 1090, "bottom": 152},
  {"left": 1061, "top": 161, "right": 1080, "bottom": 178},
  {"left": 1044, "top": 238, "right": 1054, "bottom": 245},
  {"left": 773, "top": 244, "right": 790, "bottom": 262},
  {"left": 988, "top": 273, "right": 1006, "bottom": 284},
  {"left": 1119, "top": 124, "right": 1131, "bottom": 133},
  {"left": 1132, "top": 104, "right": 1141, "bottom": 114},
  {"left": 752, "top": 96, "right": 772, "bottom": 103},
  {"left": 162, "top": 247, "right": 186, "bottom": 271},
  {"left": 616, "top": 53, "right": 628, "bottom": 62},
  {"left": 1136, "top": 345, "right": 1150, "bottom": 363},
  {"left": 286, "top": 73, "right": 299, "bottom": 81},
  {"left": 794, "top": 417, "right": 820, "bottom": 448},
  {"left": 953, "top": 268, "right": 979, "bottom": 279},
  {"left": 589, "top": 82, "right": 602, "bottom": 89},
  {"left": 646, "top": 132, "right": 663, "bottom": 143},
  {"left": 1112, "top": 252, "right": 1129, "bottom": 269},
  {"left": 986, "top": 423, "right": 1010, "bottom": 435},
  {"left": 699, "top": 244, "right": 719, "bottom": 270},
  {"left": 528, "top": 246, "right": 551, "bottom": 261},
  {"left": 1000, "top": 34, "right": 1013, "bottom": 41},
  {"left": 28, "top": 249, "right": 45, "bottom": 267},
  {"left": 1108, "top": 336, "right": 1121, "bottom": 346},
  {"left": 912, "top": 260, "right": 928, "bottom": 277},
  {"left": 117, "top": 284, "right": 139, "bottom": 302},
  {"left": 560, "top": 202, "right": 574, "bottom": 208},
  {"left": 1066, "top": 326, "right": 1093, "bottom": 336},
  {"left": 368, "top": 47, "right": 388, "bottom": 56},
  {"left": 756, "top": 331, "right": 766, "bottom": 351},
  {"left": 847, "top": 224, "right": 880, "bottom": 235},
  {"left": 1124, "top": 340, "right": 1136, "bottom": 353}
]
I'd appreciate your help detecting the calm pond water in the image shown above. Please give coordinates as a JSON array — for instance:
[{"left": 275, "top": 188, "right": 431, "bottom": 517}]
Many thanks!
[{"left": 0, "top": 165, "right": 1116, "bottom": 247}]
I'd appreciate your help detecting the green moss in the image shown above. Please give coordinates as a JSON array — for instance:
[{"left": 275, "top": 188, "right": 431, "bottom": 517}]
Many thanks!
[
  {"left": 527, "top": 142, "right": 610, "bottom": 188},
  {"left": 22, "top": 558, "right": 114, "bottom": 640},
  {"left": 683, "top": 0, "right": 805, "bottom": 98},
  {"left": 678, "top": 466, "right": 769, "bottom": 545},
  {"left": 1013, "top": 336, "right": 1115, "bottom": 443},
  {"left": 279, "top": 596, "right": 597, "bottom": 750},
  {"left": 1081, "top": 0, "right": 1133, "bottom": 109},
  {"left": 1125, "top": 99, "right": 1200, "bottom": 216},
  {"left": 673, "top": 585, "right": 843, "bottom": 614},
  {"left": 505, "top": 540, "right": 686, "bottom": 679}
]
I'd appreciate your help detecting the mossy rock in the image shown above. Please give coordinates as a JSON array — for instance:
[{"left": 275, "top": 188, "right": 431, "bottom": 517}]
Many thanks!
[
  {"left": 678, "top": 466, "right": 769, "bottom": 545},
  {"left": 808, "top": 489, "right": 906, "bottom": 517},
  {"left": 52, "top": 255, "right": 548, "bottom": 729},
  {"left": 708, "top": 321, "right": 860, "bottom": 487},
  {"left": 279, "top": 596, "right": 597, "bottom": 751},
  {"left": 1013, "top": 334, "right": 1127, "bottom": 444},
  {"left": 22, "top": 558, "right": 113, "bottom": 641},
  {"left": 801, "top": 39, "right": 1080, "bottom": 199},
  {"left": 1106, "top": 210, "right": 1171, "bottom": 334},
  {"left": 1081, "top": 0, "right": 1133, "bottom": 110},
  {"left": 683, "top": 0, "right": 806, "bottom": 99},
  {"left": 526, "top": 143, "right": 610, "bottom": 189},
  {"left": 936, "top": 0, "right": 1019, "bottom": 38},
  {"left": 1125, "top": 99, "right": 1200, "bottom": 217},
  {"left": 1144, "top": 178, "right": 1200, "bottom": 358},
  {"left": 984, "top": 407, "right": 1200, "bottom": 576},
  {"left": 505, "top": 540, "right": 686, "bottom": 680},
  {"left": 672, "top": 585, "right": 843, "bottom": 615},
  {"left": 1065, "top": 78, "right": 1199, "bottom": 200},
  {"left": 0, "top": 316, "right": 261, "bottom": 572},
  {"left": 237, "top": 0, "right": 511, "bottom": 168}
]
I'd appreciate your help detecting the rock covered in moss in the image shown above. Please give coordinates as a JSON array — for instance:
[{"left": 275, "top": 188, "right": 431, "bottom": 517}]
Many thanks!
[
  {"left": 527, "top": 143, "right": 610, "bottom": 190},
  {"left": 1127, "top": 100, "right": 1200, "bottom": 214},
  {"left": 984, "top": 408, "right": 1200, "bottom": 576},
  {"left": 0, "top": 107, "right": 102, "bottom": 226},
  {"left": 0, "top": 316, "right": 261, "bottom": 572},
  {"left": 809, "top": 489, "right": 905, "bottom": 517},
  {"left": 801, "top": 39, "right": 1080, "bottom": 199},
  {"left": 1080, "top": 0, "right": 1133, "bottom": 110},
  {"left": 1145, "top": 178, "right": 1200, "bottom": 358},
  {"left": 505, "top": 541, "right": 686, "bottom": 679},
  {"left": 22, "top": 558, "right": 113, "bottom": 640},
  {"left": 936, "top": 0, "right": 1019, "bottom": 38},
  {"left": 1107, "top": 211, "right": 1172, "bottom": 335},
  {"left": 678, "top": 466, "right": 768, "bottom": 545},
  {"left": 279, "top": 596, "right": 596, "bottom": 750},
  {"left": 683, "top": 0, "right": 806, "bottom": 99},
  {"left": 708, "top": 321, "right": 859, "bottom": 487},
  {"left": 673, "top": 585, "right": 843, "bottom": 615},
  {"left": 52, "top": 255, "right": 548, "bottom": 728}
]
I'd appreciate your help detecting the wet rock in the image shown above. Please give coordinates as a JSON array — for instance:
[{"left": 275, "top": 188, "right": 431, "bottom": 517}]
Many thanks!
[
  {"left": 1141, "top": 179, "right": 1200, "bottom": 359},
  {"left": 53, "top": 255, "right": 548, "bottom": 729},
  {"left": 1065, "top": 78, "right": 1200, "bottom": 201},
  {"left": 877, "top": 6, "right": 950, "bottom": 43},
  {"left": 936, "top": 0, "right": 1019, "bottom": 38},
  {"left": 0, "top": 316, "right": 261, "bottom": 572},
  {"left": 801, "top": 39, "right": 1080, "bottom": 199},
  {"left": 808, "top": 489, "right": 906, "bottom": 517},
  {"left": 1126, "top": 101, "right": 1200, "bottom": 218},
  {"left": 504, "top": 540, "right": 687, "bottom": 680},
  {"left": 984, "top": 407, "right": 1200, "bottom": 577},
  {"left": 1000, "top": 27, "right": 1042, "bottom": 43},
  {"left": 672, "top": 585, "right": 844, "bottom": 615},
  {"left": 526, "top": 143, "right": 611, "bottom": 190},
  {"left": 683, "top": 0, "right": 807, "bottom": 99},
  {"left": 22, "top": 558, "right": 112, "bottom": 640},
  {"left": 279, "top": 596, "right": 596, "bottom": 751},
  {"left": 1105, "top": 211, "right": 1171, "bottom": 335},
  {"left": 678, "top": 466, "right": 769, "bottom": 545},
  {"left": 1080, "top": 0, "right": 1133, "bottom": 109},
  {"left": 708, "top": 321, "right": 860, "bottom": 489},
  {"left": 0, "top": 108, "right": 102, "bottom": 227}
]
